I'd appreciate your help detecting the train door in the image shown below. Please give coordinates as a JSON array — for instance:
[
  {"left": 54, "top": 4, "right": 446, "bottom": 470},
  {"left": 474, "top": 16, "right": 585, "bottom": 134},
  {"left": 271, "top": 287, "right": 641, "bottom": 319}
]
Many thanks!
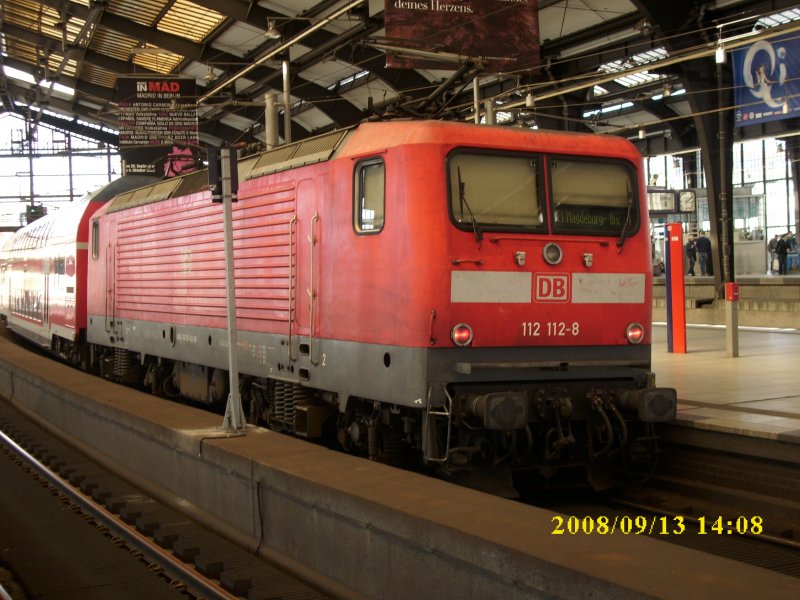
[
  {"left": 0, "top": 262, "right": 8, "bottom": 313},
  {"left": 105, "top": 240, "right": 116, "bottom": 333},
  {"left": 294, "top": 178, "right": 322, "bottom": 363},
  {"left": 43, "top": 258, "right": 50, "bottom": 328}
]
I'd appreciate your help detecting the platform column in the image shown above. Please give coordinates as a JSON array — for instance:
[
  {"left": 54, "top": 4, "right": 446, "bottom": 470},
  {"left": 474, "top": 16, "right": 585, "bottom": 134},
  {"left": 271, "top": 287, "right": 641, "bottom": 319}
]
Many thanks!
[
  {"left": 725, "top": 282, "right": 739, "bottom": 358},
  {"left": 664, "top": 223, "right": 686, "bottom": 353}
]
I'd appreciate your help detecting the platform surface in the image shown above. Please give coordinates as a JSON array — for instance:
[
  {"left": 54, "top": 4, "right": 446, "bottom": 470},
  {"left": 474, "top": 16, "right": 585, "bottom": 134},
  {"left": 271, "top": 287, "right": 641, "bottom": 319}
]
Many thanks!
[
  {"left": 652, "top": 323, "right": 800, "bottom": 443},
  {"left": 1, "top": 324, "right": 799, "bottom": 598}
]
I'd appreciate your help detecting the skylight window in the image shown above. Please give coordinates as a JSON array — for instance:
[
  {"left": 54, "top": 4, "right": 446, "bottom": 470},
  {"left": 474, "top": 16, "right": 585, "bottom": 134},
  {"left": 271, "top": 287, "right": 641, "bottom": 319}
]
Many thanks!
[
  {"left": 755, "top": 8, "right": 800, "bottom": 29},
  {"left": 583, "top": 101, "right": 634, "bottom": 119},
  {"left": 597, "top": 47, "right": 669, "bottom": 89},
  {"left": 2, "top": 65, "right": 75, "bottom": 97},
  {"left": 327, "top": 70, "right": 369, "bottom": 91}
]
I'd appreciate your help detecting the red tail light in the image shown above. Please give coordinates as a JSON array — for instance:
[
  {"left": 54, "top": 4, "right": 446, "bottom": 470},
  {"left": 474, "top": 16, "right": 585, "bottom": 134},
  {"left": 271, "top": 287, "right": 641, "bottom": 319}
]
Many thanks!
[
  {"left": 451, "top": 323, "right": 474, "bottom": 347},
  {"left": 626, "top": 323, "right": 645, "bottom": 344}
]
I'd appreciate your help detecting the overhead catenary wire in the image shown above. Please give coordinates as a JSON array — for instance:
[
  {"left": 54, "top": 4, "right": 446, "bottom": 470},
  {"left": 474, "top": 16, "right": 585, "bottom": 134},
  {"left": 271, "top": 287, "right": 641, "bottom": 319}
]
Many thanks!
[
  {"left": 76, "top": 4, "right": 800, "bottom": 139},
  {"left": 6, "top": 1, "right": 800, "bottom": 150}
]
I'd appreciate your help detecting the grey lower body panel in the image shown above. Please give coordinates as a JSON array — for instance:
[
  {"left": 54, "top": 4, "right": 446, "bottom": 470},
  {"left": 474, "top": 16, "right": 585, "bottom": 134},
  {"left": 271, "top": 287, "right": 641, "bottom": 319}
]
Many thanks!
[
  {"left": 87, "top": 315, "right": 652, "bottom": 409},
  {"left": 87, "top": 315, "right": 429, "bottom": 408}
]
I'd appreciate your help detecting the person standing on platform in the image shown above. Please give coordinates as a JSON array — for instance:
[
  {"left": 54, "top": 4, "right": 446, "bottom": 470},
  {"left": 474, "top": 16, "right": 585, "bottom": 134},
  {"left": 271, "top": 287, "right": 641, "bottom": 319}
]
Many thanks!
[
  {"left": 685, "top": 235, "right": 697, "bottom": 276},
  {"left": 775, "top": 233, "right": 790, "bottom": 275},
  {"left": 768, "top": 234, "right": 779, "bottom": 274},
  {"left": 695, "top": 230, "right": 712, "bottom": 276}
]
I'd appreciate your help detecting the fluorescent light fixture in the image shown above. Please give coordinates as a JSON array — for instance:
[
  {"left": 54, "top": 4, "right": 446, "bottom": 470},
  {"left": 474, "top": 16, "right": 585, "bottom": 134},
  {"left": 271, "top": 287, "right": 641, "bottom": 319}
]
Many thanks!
[
  {"left": 130, "top": 45, "right": 168, "bottom": 55},
  {"left": 525, "top": 93, "right": 535, "bottom": 108},
  {"left": 203, "top": 65, "right": 217, "bottom": 81},
  {"left": 715, "top": 42, "right": 726, "bottom": 64},
  {"left": 265, "top": 19, "right": 281, "bottom": 39}
]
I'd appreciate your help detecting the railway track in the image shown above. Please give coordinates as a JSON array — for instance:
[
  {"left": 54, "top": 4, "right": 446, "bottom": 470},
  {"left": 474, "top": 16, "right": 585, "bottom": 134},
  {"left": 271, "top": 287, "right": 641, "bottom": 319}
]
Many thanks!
[
  {"left": 0, "top": 399, "right": 334, "bottom": 600},
  {"left": 0, "top": 328, "right": 797, "bottom": 597},
  {"left": 523, "top": 443, "right": 800, "bottom": 580},
  {"left": 540, "top": 493, "right": 800, "bottom": 578},
  {"left": 607, "top": 486, "right": 800, "bottom": 571}
]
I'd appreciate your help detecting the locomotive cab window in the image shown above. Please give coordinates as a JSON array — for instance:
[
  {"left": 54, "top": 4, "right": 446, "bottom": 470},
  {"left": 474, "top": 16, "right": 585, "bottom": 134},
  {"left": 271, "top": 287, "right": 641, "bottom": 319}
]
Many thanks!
[
  {"left": 551, "top": 159, "right": 639, "bottom": 237},
  {"left": 447, "top": 152, "right": 545, "bottom": 233},
  {"left": 354, "top": 158, "right": 385, "bottom": 234}
]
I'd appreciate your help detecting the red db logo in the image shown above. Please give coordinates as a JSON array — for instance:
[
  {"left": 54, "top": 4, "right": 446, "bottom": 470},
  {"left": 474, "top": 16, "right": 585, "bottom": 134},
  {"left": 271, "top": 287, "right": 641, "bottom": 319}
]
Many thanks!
[
  {"left": 65, "top": 256, "right": 76, "bottom": 277},
  {"left": 535, "top": 274, "right": 570, "bottom": 302}
]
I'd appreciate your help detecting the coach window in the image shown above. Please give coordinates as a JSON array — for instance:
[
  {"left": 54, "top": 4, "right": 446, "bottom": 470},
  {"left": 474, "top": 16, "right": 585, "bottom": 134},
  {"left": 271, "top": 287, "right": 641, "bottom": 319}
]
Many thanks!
[
  {"left": 551, "top": 158, "right": 638, "bottom": 237},
  {"left": 91, "top": 221, "right": 99, "bottom": 259},
  {"left": 354, "top": 158, "right": 385, "bottom": 234}
]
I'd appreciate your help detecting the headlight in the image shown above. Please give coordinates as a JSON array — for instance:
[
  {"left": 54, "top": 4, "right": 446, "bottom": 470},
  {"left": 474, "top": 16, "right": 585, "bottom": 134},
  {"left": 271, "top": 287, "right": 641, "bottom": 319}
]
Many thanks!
[{"left": 543, "top": 242, "right": 563, "bottom": 265}]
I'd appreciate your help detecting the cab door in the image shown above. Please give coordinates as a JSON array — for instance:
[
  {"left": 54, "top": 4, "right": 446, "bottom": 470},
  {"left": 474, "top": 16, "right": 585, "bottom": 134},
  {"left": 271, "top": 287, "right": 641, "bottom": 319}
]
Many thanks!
[
  {"left": 105, "top": 242, "right": 116, "bottom": 333},
  {"left": 294, "top": 178, "right": 323, "bottom": 362}
]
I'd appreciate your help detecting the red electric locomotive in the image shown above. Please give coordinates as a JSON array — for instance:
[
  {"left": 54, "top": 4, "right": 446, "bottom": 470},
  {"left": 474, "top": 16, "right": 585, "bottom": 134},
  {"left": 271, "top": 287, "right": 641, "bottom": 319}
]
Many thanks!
[{"left": 2, "top": 121, "right": 676, "bottom": 490}]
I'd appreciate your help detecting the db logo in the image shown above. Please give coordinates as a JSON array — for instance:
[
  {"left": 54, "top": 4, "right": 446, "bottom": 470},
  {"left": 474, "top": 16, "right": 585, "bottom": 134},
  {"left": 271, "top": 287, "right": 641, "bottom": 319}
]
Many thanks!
[
  {"left": 535, "top": 274, "right": 570, "bottom": 302},
  {"left": 65, "top": 256, "right": 76, "bottom": 277}
]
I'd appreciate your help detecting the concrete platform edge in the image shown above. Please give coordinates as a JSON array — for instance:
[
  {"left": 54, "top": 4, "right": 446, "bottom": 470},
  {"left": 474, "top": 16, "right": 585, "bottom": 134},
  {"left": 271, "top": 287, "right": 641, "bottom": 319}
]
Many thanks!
[{"left": 1, "top": 344, "right": 798, "bottom": 600}]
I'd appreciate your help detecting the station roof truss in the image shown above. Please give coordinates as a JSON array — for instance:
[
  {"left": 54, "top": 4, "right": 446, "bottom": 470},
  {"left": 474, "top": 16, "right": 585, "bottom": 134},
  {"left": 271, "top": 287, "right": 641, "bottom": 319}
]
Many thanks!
[{"left": 2, "top": 0, "right": 800, "bottom": 155}]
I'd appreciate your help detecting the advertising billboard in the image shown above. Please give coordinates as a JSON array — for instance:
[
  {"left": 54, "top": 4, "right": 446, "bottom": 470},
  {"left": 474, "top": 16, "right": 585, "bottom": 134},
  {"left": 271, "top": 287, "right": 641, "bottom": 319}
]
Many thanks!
[
  {"left": 384, "top": 0, "right": 539, "bottom": 73},
  {"left": 117, "top": 77, "right": 199, "bottom": 177},
  {"left": 732, "top": 32, "right": 800, "bottom": 127}
]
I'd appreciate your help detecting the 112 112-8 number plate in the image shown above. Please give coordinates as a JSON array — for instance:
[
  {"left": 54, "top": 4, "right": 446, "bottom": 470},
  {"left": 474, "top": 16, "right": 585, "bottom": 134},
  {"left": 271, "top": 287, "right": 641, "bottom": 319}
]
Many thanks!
[{"left": 522, "top": 321, "right": 580, "bottom": 337}]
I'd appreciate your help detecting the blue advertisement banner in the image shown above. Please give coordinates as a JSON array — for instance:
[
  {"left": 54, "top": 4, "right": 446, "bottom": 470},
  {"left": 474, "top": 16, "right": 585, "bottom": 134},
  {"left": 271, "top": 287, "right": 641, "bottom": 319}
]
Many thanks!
[{"left": 732, "top": 32, "right": 800, "bottom": 127}]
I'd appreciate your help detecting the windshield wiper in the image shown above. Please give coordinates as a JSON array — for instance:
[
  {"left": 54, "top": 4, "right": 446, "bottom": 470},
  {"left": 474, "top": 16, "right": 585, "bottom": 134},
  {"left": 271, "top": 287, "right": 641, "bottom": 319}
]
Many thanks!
[
  {"left": 457, "top": 167, "right": 483, "bottom": 243},
  {"left": 616, "top": 178, "right": 634, "bottom": 250}
]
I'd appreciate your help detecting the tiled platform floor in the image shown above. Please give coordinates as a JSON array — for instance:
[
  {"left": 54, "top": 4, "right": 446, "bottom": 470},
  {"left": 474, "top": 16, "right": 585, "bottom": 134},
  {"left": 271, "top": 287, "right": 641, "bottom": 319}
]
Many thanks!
[{"left": 652, "top": 324, "right": 800, "bottom": 443}]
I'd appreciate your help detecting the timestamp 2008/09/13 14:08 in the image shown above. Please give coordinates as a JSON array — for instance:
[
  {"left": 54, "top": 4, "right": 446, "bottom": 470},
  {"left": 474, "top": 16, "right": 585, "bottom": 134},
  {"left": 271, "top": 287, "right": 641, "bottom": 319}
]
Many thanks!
[{"left": 551, "top": 515, "right": 764, "bottom": 536}]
